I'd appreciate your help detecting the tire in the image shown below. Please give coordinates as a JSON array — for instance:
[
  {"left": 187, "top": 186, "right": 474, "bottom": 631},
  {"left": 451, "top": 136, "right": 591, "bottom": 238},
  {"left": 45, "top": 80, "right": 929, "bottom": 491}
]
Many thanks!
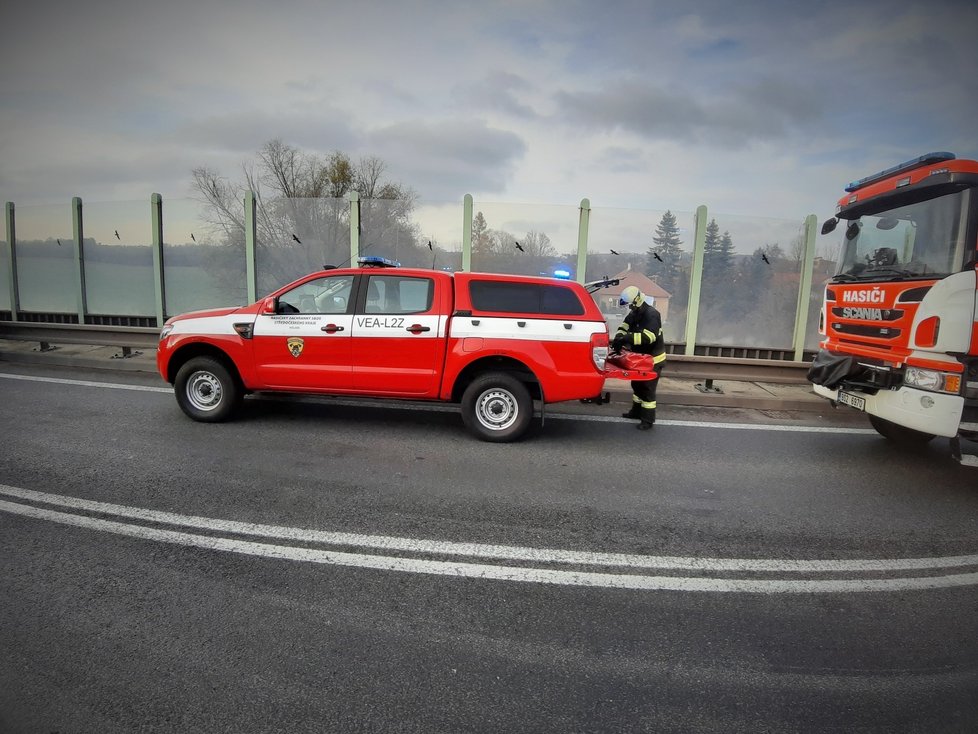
[
  {"left": 868, "top": 414, "right": 936, "bottom": 445},
  {"left": 461, "top": 372, "right": 533, "bottom": 443},
  {"left": 174, "top": 356, "right": 241, "bottom": 423}
]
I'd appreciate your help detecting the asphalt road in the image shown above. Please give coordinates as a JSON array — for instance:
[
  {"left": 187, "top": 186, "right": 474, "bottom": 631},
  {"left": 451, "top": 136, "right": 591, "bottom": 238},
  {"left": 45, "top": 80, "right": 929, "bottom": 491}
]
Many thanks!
[{"left": 1, "top": 363, "right": 976, "bottom": 733}]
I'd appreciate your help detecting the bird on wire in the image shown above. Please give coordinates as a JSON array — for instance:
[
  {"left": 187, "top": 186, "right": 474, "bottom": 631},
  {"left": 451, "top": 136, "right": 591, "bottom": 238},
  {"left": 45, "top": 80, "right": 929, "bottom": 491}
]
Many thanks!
[
  {"left": 292, "top": 234, "right": 302, "bottom": 244},
  {"left": 515, "top": 241, "right": 524, "bottom": 252}
]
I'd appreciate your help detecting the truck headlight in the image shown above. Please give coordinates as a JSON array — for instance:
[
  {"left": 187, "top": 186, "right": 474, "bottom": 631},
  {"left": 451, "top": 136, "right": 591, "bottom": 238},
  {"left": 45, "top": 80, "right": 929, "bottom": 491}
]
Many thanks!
[
  {"left": 160, "top": 324, "right": 174, "bottom": 341},
  {"left": 903, "top": 367, "right": 962, "bottom": 395}
]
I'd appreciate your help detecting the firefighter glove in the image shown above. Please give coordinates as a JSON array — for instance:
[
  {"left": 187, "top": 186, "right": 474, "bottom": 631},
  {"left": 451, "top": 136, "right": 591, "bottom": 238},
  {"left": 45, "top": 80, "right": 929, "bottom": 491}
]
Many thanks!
[{"left": 611, "top": 334, "right": 626, "bottom": 350}]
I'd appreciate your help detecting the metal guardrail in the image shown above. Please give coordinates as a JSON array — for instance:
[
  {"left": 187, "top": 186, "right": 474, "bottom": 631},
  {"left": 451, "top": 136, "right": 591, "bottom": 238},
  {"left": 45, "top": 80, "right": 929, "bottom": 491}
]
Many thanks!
[{"left": 0, "top": 321, "right": 813, "bottom": 383}]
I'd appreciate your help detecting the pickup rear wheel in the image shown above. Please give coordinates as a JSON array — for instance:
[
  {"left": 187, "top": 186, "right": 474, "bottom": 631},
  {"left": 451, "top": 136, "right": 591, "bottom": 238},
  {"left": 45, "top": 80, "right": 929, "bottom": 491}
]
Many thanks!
[
  {"left": 868, "top": 414, "right": 936, "bottom": 445},
  {"left": 461, "top": 372, "right": 533, "bottom": 443},
  {"left": 174, "top": 356, "right": 241, "bottom": 422}
]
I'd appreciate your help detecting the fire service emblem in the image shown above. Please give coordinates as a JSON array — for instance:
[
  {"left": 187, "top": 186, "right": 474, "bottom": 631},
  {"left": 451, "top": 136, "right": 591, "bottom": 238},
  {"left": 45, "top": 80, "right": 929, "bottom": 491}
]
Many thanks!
[{"left": 287, "top": 337, "right": 304, "bottom": 358}]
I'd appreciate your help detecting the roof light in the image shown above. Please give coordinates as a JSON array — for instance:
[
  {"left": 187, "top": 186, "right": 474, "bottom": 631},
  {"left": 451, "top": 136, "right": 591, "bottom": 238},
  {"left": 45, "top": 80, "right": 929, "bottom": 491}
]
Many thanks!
[
  {"left": 845, "top": 152, "right": 956, "bottom": 193},
  {"left": 357, "top": 256, "right": 400, "bottom": 268},
  {"left": 553, "top": 269, "right": 571, "bottom": 279}
]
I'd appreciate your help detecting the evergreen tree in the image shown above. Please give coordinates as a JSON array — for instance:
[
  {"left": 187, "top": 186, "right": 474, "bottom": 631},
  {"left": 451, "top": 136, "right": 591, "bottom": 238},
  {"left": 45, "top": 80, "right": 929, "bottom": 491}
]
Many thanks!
[
  {"left": 647, "top": 210, "right": 684, "bottom": 293},
  {"left": 702, "top": 218, "right": 721, "bottom": 281}
]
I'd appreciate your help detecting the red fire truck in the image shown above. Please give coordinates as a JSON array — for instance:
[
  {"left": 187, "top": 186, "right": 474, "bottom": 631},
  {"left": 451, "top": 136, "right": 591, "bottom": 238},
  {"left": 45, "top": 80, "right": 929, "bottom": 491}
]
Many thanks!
[{"left": 808, "top": 152, "right": 978, "bottom": 464}]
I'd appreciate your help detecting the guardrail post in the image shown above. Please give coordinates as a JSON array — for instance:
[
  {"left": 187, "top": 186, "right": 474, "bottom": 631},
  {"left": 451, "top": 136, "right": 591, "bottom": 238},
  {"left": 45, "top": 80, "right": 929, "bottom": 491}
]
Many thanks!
[
  {"left": 462, "top": 194, "right": 472, "bottom": 272},
  {"left": 792, "top": 214, "right": 818, "bottom": 361},
  {"left": 244, "top": 191, "right": 257, "bottom": 303},
  {"left": 683, "top": 204, "right": 708, "bottom": 356},
  {"left": 151, "top": 193, "right": 166, "bottom": 325},
  {"left": 72, "top": 196, "right": 88, "bottom": 323},
  {"left": 348, "top": 192, "right": 360, "bottom": 264},
  {"left": 576, "top": 198, "right": 590, "bottom": 284},
  {"left": 5, "top": 202, "right": 19, "bottom": 320}
]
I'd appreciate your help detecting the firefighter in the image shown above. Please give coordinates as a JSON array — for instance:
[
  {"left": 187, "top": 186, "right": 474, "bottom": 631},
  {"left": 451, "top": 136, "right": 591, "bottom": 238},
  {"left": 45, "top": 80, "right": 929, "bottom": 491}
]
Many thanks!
[{"left": 611, "top": 286, "right": 666, "bottom": 430}]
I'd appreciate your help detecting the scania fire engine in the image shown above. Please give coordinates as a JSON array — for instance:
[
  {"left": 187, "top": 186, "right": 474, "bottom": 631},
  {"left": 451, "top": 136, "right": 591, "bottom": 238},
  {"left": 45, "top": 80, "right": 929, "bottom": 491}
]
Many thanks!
[{"left": 808, "top": 152, "right": 978, "bottom": 465}]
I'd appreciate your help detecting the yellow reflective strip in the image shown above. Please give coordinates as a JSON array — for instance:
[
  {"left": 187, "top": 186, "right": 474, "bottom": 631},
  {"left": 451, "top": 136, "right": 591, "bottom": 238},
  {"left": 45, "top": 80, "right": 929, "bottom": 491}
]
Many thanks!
[
  {"left": 632, "top": 333, "right": 641, "bottom": 345},
  {"left": 642, "top": 329, "right": 656, "bottom": 343},
  {"left": 640, "top": 400, "right": 657, "bottom": 409},
  {"left": 653, "top": 353, "right": 666, "bottom": 364},
  {"left": 631, "top": 396, "right": 642, "bottom": 404}
]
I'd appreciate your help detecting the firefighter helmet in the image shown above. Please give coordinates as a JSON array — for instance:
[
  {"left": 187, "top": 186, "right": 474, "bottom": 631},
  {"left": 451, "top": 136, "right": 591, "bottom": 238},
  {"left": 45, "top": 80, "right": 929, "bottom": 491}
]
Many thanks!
[{"left": 619, "top": 285, "right": 644, "bottom": 308}]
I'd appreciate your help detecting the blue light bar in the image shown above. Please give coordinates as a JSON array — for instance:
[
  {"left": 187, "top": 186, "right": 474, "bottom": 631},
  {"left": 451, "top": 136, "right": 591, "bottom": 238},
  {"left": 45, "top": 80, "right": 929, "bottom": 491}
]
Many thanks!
[
  {"left": 357, "top": 256, "right": 400, "bottom": 267},
  {"left": 553, "top": 269, "right": 571, "bottom": 279},
  {"left": 845, "top": 152, "right": 956, "bottom": 193}
]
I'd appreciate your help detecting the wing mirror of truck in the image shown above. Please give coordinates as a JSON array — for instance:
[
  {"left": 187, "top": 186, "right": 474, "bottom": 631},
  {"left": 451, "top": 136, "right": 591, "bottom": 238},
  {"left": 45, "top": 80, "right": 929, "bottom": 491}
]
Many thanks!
[
  {"left": 820, "top": 217, "right": 838, "bottom": 235},
  {"left": 260, "top": 296, "right": 279, "bottom": 315}
]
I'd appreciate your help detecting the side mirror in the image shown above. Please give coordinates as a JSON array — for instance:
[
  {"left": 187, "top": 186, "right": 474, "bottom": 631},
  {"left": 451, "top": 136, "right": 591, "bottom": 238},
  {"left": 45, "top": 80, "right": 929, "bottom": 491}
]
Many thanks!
[
  {"left": 260, "top": 296, "right": 278, "bottom": 315},
  {"left": 820, "top": 217, "right": 838, "bottom": 235}
]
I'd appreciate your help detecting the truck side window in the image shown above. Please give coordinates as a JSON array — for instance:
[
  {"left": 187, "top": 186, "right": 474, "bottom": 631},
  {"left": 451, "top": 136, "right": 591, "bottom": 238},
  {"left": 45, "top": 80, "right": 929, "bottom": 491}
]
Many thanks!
[
  {"left": 468, "top": 280, "right": 585, "bottom": 316},
  {"left": 363, "top": 275, "right": 434, "bottom": 314},
  {"left": 277, "top": 275, "right": 354, "bottom": 315}
]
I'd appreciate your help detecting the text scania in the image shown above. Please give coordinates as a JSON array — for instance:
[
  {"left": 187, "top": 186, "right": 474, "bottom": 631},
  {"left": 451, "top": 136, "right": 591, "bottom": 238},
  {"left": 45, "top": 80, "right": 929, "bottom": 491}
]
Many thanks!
[
  {"left": 841, "top": 307, "right": 884, "bottom": 320},
  {"left": 842, "top": 289, "right": 886, "bottom": 304}
]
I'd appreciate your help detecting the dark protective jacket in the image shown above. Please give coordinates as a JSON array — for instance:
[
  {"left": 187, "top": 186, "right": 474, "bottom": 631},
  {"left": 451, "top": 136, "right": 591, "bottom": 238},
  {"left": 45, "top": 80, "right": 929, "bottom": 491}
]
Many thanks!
[{"left": 615, "top": 302, "right": 666, "bottom": 364}]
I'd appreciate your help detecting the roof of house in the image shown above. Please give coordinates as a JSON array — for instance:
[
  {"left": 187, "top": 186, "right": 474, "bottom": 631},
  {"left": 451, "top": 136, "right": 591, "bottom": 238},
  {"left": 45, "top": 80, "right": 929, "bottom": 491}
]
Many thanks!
[{"left": 611, "top": 269, "right": 672, "bottom": 299}]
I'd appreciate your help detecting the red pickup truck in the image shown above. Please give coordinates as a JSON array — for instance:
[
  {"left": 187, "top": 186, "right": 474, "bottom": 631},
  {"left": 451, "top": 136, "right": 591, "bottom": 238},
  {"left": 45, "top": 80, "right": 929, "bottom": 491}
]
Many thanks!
[{"left": 157, "top": 258, "right": 651, "bottom": 441}]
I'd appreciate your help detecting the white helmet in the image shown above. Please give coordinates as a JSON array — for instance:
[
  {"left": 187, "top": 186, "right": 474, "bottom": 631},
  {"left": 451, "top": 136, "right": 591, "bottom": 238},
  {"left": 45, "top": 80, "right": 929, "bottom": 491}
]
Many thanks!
[{"left": 619, "top": 285, "right": 644, "bottom": 308}]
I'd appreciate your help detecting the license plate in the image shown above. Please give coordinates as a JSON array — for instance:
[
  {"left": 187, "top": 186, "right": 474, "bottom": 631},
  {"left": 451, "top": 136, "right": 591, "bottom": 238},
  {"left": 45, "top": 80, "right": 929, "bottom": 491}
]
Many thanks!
[{"left": 837, "top": 391, "right": 866, "bottom": 411}]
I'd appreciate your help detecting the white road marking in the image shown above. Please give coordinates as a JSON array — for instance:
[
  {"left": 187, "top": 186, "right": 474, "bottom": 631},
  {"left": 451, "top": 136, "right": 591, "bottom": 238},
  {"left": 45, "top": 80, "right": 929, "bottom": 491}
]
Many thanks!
[
  {"left": 0, "top": 372, "right": 874, "bottom": 434},
  {"left": 0, "top": 372, "right": 171, "bottom": 393},
  {"left": 1, "top": 486, "right": 976, "bottom": 593}
]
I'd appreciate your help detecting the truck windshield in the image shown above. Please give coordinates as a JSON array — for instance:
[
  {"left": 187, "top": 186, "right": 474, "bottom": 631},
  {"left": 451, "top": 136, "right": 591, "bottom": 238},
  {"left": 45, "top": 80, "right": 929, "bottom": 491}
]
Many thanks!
[{"left": 833, "top": 188, "right": 972, "bottom": 281}]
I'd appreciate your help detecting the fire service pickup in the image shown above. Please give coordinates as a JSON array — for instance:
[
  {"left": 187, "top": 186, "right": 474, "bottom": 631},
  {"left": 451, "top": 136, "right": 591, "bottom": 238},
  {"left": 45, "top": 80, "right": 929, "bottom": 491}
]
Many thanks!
[{"left": 157, "top": 258, "right": 652, "bottom": 442}]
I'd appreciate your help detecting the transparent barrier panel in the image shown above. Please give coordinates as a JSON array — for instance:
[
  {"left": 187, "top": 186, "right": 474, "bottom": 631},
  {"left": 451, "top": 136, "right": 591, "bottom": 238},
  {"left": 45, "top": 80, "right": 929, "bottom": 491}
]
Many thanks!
[
  {"left": 411, "top": 200, "right": 463, "bottom": 273},
  {"left": 254, "top": 197, "right": 350, "bottom": 294},
  {"left": 805, "top": 227, "right": 844, "bottom": 351},
  {"left": 163, "top": 199, "right": 246, "bottom": 315},
  {"left": 15, "top": 204, "right": 75, "bottom": 313},
  {"left": 695, "top": 213, "right": 806, "bottom": 350},
  {"left": 469, "top": 202, "right": 579, "bottom": 279},
  {"left": 82, "top": 200, "right": 155, "bottom": 316},
  {"left": 587, "top": 207, "right": 695, "bottom": 345},
  {"left": 0, "top": 239, "right": 9, "bottom": 309},
  {"left": 361, "top": 198, "right": 463, "bottom": 272}
]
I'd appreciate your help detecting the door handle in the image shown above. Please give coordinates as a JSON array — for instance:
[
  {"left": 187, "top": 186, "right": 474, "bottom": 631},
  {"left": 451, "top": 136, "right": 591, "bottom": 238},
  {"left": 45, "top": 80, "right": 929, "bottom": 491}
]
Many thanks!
[
  {"left": 321, "top": 324, "right": 345, "bottom": 333},
  {"left": 406, "top": 324, "right": 431, "bottom": 334}
]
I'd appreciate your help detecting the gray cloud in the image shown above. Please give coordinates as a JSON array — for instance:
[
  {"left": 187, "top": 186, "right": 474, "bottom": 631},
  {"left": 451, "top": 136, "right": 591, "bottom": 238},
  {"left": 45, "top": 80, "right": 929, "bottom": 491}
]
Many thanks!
[
  {"left": 554, "top": 77, "right": 823, "bottom": 146},
  {"left": 368, "top": 120, "right": 527, "bottom": 201},
  {"left": 451, "top": 72, "right": 540, "bottom": 119}
]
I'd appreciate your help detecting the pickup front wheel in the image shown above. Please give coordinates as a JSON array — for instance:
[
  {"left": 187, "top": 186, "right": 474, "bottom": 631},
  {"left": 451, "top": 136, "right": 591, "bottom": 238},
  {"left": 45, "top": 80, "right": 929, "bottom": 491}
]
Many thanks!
[
  {"left": 461, "top": 372, "right": 533, "bottom": 442},
  {"left": 174, "top": 356, "right": 241, "bottom": 422}
]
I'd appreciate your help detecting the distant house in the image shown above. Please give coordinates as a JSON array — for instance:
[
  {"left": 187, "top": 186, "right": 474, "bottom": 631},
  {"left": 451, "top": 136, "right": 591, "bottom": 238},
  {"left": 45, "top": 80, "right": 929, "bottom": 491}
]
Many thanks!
[{"left": 591, "top": 266, "right": 671, "bottom": 324}]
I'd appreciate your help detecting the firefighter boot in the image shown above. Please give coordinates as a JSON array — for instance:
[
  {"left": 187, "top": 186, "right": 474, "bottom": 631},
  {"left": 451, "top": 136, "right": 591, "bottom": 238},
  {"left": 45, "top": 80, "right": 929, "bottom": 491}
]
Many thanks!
[
  {"left": 622, "top": 402, "right": 642, "bottom": 420},
  {"left": 637, "top": 407, "right": 656, "bottom": 430}
]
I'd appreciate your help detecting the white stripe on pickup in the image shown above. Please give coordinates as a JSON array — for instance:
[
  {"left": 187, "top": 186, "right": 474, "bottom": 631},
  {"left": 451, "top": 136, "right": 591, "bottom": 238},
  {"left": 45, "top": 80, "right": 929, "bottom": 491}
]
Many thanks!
[
  {"left": 450, "top": 316, "right": 603, "bottom": 342},
  {"left": 169, "top": 313, "right": 244, "bottom": 336}
]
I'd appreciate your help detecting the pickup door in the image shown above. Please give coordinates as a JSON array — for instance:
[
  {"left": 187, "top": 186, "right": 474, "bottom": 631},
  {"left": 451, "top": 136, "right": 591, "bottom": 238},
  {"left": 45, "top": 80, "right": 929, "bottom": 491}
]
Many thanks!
[
  {"left": 252, "top": 273, "right": 356, "bottom": 390},
  {"left": 350, "top": 272, "right": 446, "bottom": 396}
]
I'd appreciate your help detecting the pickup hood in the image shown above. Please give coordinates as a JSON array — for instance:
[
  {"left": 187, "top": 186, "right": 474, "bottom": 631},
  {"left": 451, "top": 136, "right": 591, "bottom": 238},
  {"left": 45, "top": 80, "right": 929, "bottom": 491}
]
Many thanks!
[{"left": 167, "top": 306, "right": 244, "bottom": 324}]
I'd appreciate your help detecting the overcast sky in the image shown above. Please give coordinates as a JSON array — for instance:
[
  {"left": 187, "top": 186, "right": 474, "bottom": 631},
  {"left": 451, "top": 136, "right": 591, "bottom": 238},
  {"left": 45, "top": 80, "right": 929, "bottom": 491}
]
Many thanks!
[{"left": 1, "top": 0, "right": 976, "bottom": 233}]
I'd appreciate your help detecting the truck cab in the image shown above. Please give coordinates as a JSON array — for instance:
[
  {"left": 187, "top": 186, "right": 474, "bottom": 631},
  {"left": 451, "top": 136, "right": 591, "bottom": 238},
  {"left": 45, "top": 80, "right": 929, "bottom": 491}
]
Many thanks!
[{"left": 808, "top": 153, "right": 978, "bottom": 463}]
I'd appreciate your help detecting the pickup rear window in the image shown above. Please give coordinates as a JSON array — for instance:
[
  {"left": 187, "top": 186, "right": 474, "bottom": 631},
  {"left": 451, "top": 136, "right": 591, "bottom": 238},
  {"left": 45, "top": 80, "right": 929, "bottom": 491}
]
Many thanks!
[{"left": 468, "top": 280, "right": 585, "bottom": 316}]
